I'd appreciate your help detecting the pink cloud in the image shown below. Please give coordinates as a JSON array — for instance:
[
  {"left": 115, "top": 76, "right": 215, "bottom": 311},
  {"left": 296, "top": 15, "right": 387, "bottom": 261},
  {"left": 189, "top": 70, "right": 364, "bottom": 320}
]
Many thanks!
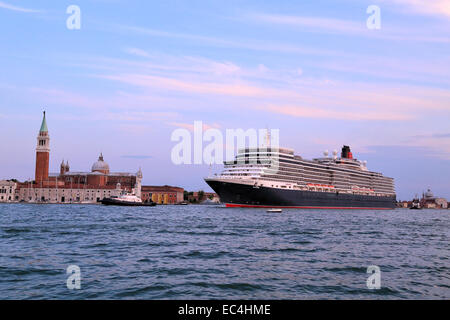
[
  {"left": 262, "top": 104, "right": 413, "bottom": 121},
  {"left": 98, "top": 73, "right": 296, "bottom": 98},
  {"left": 168, "top": 122, "right": 221, "bottom": 132},
  {"left": 250, "top": 13, "right": 365, "bottom": 35},
  {"left": 384, "top": 0, "right": 450, "bottom": 18}
]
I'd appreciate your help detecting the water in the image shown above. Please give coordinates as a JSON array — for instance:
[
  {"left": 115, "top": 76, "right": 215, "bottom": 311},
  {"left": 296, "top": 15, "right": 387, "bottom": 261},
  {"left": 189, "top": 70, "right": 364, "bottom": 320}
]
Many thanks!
[{"left": 0, "top": 204, "right": 449, "bottom": 299}]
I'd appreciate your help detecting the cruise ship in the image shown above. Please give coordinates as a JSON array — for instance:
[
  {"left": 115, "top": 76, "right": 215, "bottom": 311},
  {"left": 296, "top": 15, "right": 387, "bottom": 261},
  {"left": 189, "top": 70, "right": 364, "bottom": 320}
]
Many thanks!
[{"left": 204, "top": 145, "right": 396, "bottom": 209}]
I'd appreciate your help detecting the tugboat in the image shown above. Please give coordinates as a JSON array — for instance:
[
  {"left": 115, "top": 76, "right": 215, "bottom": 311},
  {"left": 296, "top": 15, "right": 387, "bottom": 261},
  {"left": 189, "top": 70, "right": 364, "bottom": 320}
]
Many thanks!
[
  {"left": 101, "top": 192, "right": 156, "bottom": 207},
  {"left": 410, "top": 196, "right": 421, "bottom": 210},
  {"left": 410, "top": 199, "right": 422, "bottom": 210}
]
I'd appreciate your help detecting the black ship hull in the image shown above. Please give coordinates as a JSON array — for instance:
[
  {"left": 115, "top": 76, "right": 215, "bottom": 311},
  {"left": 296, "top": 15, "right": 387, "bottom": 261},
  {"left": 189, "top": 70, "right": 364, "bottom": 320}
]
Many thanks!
[{"left": 205, "top": 180, "right": 396, "bottom": 209}]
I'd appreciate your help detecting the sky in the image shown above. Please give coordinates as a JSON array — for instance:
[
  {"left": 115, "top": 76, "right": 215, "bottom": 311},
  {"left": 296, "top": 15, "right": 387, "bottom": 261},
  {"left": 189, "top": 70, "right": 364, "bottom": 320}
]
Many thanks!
[{"left": 0, "top": 0, "right": 449, "bottom": 200}]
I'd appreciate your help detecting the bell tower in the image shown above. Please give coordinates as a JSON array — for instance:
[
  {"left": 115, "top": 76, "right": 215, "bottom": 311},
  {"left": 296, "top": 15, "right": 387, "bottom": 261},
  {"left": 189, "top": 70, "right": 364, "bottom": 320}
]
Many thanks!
[{"left": 35, "top": 111, "right": 50, "bottom": 184}]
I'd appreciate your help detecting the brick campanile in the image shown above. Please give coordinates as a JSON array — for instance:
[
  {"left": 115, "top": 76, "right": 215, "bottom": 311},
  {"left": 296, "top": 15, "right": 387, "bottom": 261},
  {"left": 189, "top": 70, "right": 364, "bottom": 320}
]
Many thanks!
[{"left": 35, "top": 111, "right": 50, "bottom": 184}]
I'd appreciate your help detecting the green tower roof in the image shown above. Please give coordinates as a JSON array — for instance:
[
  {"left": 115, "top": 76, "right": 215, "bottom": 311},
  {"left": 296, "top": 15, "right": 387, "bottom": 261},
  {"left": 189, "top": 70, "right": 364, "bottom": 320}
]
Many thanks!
[{"left": 39, "top": 111, "right": 48, "bottom": 132}]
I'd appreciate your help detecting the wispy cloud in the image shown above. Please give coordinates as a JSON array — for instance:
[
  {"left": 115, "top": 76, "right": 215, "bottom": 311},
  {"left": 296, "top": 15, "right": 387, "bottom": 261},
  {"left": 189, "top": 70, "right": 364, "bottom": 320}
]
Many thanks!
[
  {"left": 28, "top": 87, "right": 112, "bottom": 110},
  {"left": 412, "top": 132, "right": 450, "bottom": 139},
  {"left": 79, "top": 49, "right": 450, "bottom": 124},
  {"left": 120, "top": 155, "right": 152, "bottom": 159},
  {"left": 168, "top": 122, "right": 221, "bottom": 132},
  {"left": 308, "top": 56, "right": 450, "bottom": 85},
  {"left": 25, "top": 87, "right": 183, "bottom": 121},
  {"left": 403, "top": 133, "right": 450, "bottom": 158},
  {"left": 433, "top": 133, "right": 450, "bottom": 138},
  {"left": 261, "top": 104, "right": 413, "bottom": 121},
  {"left": 113, "top": 24, "right": 342, "bottom": 57},
  {"left": 96, "top": 73, "right": 297, "bottom": 98},
  {"left": 18, "top": 48, "right": 450, "bottom": 128},
  {"left": 382, "top": 0, "right": 450, "bottom": 18},
  {"left": 69, "top": 46, "right": 450, "bottom": 89},
  {"left": 0, "top": 1, "right": 41, "bottom": 13},
  {"left": 247, "top": 12, "right": 450, "bottom": 43},
  {"left": 118, "top": 24, "right": 235, "bottom": 46},
  {"left": 123, "top": 47, "right": 152, "bottom": 58},
  {"left": 249, "top": 13, "right": 365, "bottom": 35},
  {"left": 106, "top": 111, "right": 179, "bottom": 122}
]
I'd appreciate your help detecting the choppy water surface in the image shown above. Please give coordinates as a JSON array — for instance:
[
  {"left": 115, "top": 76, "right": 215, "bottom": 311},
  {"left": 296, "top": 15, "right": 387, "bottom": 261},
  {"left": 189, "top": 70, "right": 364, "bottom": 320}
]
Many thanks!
[{"left": 0, "top": 204, "right": 448, "bottom": 299}]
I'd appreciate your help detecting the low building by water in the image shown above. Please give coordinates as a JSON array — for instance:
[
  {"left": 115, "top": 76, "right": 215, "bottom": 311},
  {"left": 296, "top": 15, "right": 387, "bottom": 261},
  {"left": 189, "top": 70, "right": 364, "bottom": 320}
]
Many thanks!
[
  {"left": 0, "top": 180, "right": 17, "bottom": 203},
  {"left": 141, "top": 185, "right": 184, "bottom": 204},
  {"left": 187, "top": 191, "right": 220, "bottom": 203}
]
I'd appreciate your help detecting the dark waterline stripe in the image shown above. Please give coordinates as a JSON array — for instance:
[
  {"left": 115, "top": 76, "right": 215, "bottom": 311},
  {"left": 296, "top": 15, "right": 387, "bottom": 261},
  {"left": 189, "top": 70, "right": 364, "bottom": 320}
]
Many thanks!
[{"left": 225, "top": 203, "right": 391, "bottom": 210}]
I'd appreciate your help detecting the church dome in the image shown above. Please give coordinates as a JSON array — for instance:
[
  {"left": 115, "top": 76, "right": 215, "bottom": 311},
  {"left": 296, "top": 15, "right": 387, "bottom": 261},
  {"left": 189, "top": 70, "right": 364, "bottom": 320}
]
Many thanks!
[
  {"left": 424, "top": 189, "right": 434, "bottom": 199},
  {"left": 92, "top": 153, "right": 110, "bottom": 173}
]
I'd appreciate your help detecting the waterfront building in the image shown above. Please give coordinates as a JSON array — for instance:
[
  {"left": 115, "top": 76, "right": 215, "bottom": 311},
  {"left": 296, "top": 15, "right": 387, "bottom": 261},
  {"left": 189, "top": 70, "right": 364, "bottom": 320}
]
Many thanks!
[
  {"left": 16, "top": 112, "right": 142, "bottom": 203},
  {"left": 398, "top": 201, "right": 409, "bottom": 208},
  {"left": 420, "top": 189, "right": 448, "bottom": 209},
  {"left": 0, "top": 180, "right": 17, "bottom": 203},
  {"left": 187, "top": 191, "right": 220, "bottom": 203},
  {"left": 16, "top": 181, "right": 124, "bottom": 203},
  {"left": 141, "top": 186, "right": 184, "bottom": 204}
]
